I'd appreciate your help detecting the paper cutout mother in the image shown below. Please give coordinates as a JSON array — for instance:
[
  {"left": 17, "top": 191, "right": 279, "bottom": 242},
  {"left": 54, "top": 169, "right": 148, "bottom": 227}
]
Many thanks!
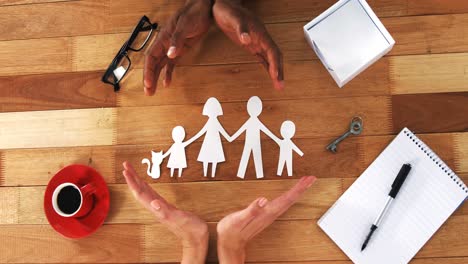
[{"left": 190, "top": 97, "right": 232, "bottom": 178}]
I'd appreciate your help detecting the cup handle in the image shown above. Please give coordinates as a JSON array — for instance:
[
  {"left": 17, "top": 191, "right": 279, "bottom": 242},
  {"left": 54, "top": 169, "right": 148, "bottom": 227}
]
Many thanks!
[{"left": 80, "top": 183, "right": 96, "bottom": 197}]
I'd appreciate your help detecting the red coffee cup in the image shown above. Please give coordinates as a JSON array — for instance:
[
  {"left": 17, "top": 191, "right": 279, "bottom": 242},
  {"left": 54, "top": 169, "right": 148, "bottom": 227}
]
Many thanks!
[{"left": 51, "top": 182, "right": 95, "bottom": 218}]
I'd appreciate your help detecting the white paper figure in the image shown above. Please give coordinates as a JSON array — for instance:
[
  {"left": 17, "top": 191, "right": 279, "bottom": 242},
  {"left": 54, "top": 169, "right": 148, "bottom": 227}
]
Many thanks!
[
  {"left": 188, "top": 97, "right": 232, "bottom": 178},
  {"left": 231, "top": 96, "right": 280, "bottom": 179},
  {"left": 162, "top": 126, "right": 198, "bottom": 178},
  {"left": 276, "top": 120, "right": 304, "bottom": 176},
  {"left": 142, "top": 150, "right": 164, "bottom": 179}
]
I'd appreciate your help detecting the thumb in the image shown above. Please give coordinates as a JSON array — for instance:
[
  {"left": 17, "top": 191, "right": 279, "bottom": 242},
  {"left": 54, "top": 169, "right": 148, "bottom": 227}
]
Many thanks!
[
  {"left": 236, "top": 197, "right": 268, "bottom": 225},
  {"left": 167, "top": 20, "right": 186, "bottom": 59}
]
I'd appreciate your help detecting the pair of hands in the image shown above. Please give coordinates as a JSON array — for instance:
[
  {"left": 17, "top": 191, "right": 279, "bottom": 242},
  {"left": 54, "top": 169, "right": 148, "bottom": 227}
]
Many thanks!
[
  {"left": 144, "top": 0, "right": 284, "bottom": 96},
  {"left": 122, "top": 161, "right": 316, "bottom": 263}
]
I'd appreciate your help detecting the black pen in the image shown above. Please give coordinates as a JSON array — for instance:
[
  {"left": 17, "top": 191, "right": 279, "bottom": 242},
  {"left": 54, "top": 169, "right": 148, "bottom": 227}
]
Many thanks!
[{"left": 361, "top": 163, "right": 412, "bottom": 251}]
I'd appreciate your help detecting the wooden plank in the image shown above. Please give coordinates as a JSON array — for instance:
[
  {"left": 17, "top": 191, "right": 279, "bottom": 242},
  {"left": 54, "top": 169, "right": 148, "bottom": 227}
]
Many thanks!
[
  {"left": 392, "top": 93, "right": 468, "bottom": 134},
  {"left": 0, "top": 71, "right": 116, "bottom": 112},
  {"left": 178, "top": 13, "right": 468, "bottom": 66},
  {"left": 1, "top": 146, "right": 117, "bottom": 186},
  {"left": 117, "top": 59, "right": 390, "bottom": 107},
  {"left": 455, "top": 133, "right": 468, "bottom": 173},
  {"left": 14, "top": 178, "right": 468, "bottom": 225},
  {"left": 0, "top": 1, "right": 108, "bottom": 41},
  {"left": 15, "top": 178, "right": 339, "bottom": 224},
  {"left": 146, "top": 216, "right": 468, "bottom": 262},
  {"left": 116, "top": 96, "right": 392, "bottom": 145},
  {"left": 0, "top": 0, "right": 72, "bottom": 7},
  {"left": 2, "top": 13, "right": 467, "bottom": 76},
  {"left": 248, "top": 258, "right": 468, "bottom": 264},
  {"left": 0, "top": 224, "right": 143, "bottom": 263},
  {"left": 387, "top": 13, "right": 468, "bottom": 56},
  {"left": 0, "top": 187, "right": 17, "bottom": 224},
  {"left": 390, "top": 53, "right": 468, "bottom": 95},
  {"left": 4, "top": 51, "right": 468, "bottom": 113},
  {"left": 0, "top": 0, "right": 465, "bottom": 40},
  {"left": 0, "top": 108, "right": 116, "bottom": 149},
  {"left": 0, "top": 218, "right": 465, "bottom": 263},
  {"left": 0, "top": 37, "right": 71, "bottom": 76},
  {"left": 1, "top": 132, "right": 466, "bottom": 186}
]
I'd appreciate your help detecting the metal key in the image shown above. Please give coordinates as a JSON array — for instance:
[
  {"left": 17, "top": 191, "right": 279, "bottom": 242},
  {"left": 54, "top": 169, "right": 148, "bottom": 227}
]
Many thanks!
[{"left": 326, "top": 117, "right": 363, "bottom": 153}]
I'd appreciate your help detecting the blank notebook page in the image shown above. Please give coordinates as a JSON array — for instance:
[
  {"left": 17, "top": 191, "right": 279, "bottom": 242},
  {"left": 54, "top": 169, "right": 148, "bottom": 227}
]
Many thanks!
[{"left": 318, "top": 128, "right": 467, "bottom": 264}]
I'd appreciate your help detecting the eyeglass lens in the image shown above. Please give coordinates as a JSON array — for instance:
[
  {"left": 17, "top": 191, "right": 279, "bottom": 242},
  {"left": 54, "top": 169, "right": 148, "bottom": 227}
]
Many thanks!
[{"left": 129, "top": 20, "right": 153, "bottom": 51}]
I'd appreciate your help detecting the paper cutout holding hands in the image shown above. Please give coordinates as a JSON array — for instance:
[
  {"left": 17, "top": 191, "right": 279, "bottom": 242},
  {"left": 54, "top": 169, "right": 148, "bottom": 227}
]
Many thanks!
[
  {"left": 189, "top": 97, "right": 232, "bottom": 178},
  {"left": 276, "top": 120, "right": 304, "bottom": 176},
  {"left": 231, "top": 96, "right": 281, "bottom": 179},
  {"left": 142, "top": 96, "right": 304, "bottom": 180}
]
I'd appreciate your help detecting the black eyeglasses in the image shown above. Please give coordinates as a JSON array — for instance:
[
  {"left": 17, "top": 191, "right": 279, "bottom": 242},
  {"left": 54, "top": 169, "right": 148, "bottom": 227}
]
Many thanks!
[{"left": 102, "top": 15, "right": 158, "bottom": 92}]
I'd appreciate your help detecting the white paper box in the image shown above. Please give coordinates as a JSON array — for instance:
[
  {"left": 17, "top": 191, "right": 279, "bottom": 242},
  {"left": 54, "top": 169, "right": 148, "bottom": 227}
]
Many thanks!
[{"left": 303, "top": 0, "right": 395, "bottom": 88}]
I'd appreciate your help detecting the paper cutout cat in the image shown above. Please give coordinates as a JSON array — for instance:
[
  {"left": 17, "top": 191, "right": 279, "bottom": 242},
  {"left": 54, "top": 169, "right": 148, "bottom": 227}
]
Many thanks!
[{"left": 142, "top": 151, "right": 164, "bottom": 179}]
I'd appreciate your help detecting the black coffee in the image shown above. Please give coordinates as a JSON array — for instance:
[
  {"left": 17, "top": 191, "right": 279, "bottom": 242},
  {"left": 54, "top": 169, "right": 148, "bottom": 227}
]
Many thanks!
[{"left": 57, "top": 186, "right": 81, "bottom": 215}]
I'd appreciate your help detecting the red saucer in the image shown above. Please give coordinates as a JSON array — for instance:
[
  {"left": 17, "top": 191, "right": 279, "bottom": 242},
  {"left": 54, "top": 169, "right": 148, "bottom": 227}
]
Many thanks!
[{"left": 44, "top": 164, "right": 110, "bottom": 239}]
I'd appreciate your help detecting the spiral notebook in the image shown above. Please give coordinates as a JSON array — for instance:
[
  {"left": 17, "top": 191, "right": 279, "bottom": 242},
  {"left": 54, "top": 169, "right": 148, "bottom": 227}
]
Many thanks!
[{"left": 318, "top": 128, "right": 467, "bottom": 264}]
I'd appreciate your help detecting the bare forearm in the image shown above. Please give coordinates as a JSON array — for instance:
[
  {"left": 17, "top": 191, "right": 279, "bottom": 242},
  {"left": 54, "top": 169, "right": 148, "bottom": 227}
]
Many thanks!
[
  {"left": 181, "top": 245, "right": 208, "bottom": 264},
  {"left": 218, "top": 244, "right": 246, "bottom": 264}
]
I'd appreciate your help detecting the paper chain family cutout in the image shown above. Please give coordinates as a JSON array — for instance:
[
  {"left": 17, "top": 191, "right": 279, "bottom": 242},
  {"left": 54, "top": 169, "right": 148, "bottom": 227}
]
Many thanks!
[{"left": 142, "top": 96, "right": 304, "bottom": 179}]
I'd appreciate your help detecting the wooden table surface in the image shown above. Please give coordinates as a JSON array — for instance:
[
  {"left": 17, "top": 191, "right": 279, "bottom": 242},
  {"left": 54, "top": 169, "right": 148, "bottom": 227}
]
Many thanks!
[{"left": 0, "top": 0, "right": 467, "bottom": 263}]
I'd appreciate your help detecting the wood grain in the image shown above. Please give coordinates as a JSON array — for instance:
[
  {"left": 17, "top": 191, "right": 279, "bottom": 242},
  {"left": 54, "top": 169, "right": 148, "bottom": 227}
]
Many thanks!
[
  {"left": 455, "top": 133, "right": 468, "bottom": 173},
  {"left": 0, "top": 224, "right": 143, "bottom": 263},
  {"left": 0, "top": 37, "right": 71, "bottom": 76},
  {"left": 0, "top": 1, "right": 108, "bottom": 41},
  {"left": 1, "top": 0, "right": 466, "bottom": 40},
  {"left": 392, "top": 93, "right": 468, "bottom": 134},
  {"left": 0, "top": 1, "right": 467, "bottom": 263},
  {"left": 116, "top": 96, "right": 392, "bottom": 145},
  {"left": 390, "top": 53, "right": 468, "bottom": 95},
  {"left": 3, "top": 52, "right": 468, "bottom": 113},
  {"left": 1, "top": 132, "right": 466, "bottom": 186},
  {"left": 151, "top": 216, "right": 468, "bottom": 262},
  {"left": 1, "top": 146, "right": 116, "bottom": 186},
  {"left": 0, "top": 187, "right": 17, "bottom": 224},
  {"left": 15, "top": 179, "right": 339, "bottom": 224},
  {"left": 2, "top": 13, "right": 468, "bottom": 76},
  {"left": 0, "top": 108, "right": 116, "bottom": 149},
  {"left": 0, "top": 71, "right": 116, "bottom": 112},
  {"left": 0, "top": 0, "right": 72, "bottom": 6},
  {"left": 249, "top": 258, "right": 468, "bottom": 264}
]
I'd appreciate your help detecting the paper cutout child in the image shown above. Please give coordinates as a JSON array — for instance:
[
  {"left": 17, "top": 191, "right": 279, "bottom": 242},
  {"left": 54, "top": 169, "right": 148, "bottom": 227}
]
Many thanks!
[
  {"left": 189, "top": 97, "right": 232, "bottom": 178},
  {"left": 162, "top": 126, "right": 198, "bottom": 177},
  {"left": 142, "top": 150, "right": 164, "bottom": 179},
  {"left": 276, "top": 120, "right": 304, "bottom": 176},
  {"left": 231, "top": 96, "right": 280, "bottom": 179}
]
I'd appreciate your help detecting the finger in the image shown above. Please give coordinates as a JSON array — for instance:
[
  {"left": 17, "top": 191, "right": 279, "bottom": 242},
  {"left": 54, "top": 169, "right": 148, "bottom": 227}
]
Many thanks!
[
  {"left": 164, "top": 61, "right": 175, "bottom": 88},
  {"left": 236, "top": 21, "right": 251, "bottom": 45},
  {"left": 150, "top": 199, "right": 171, "bottom": 220},
  {"left": 144, "top": 54, "right": 160, "bottom": 96},
  {"left": 122, "top": 161, "right": 144, "bottom": 192},
  {"left": 270, "top": 176, "right": 317, "bottom": 216},
  {"left": 266, "top": 46, "right": 284, "bottom": 90},
  {"left": 167, "top": 19, "right": 186, "bottom": 59},
  {"left": 234, "top": 197, "right": 268, "bottom": 227},
  {"left": 255, "top": 53, "right": 269, "bottom": 71}
]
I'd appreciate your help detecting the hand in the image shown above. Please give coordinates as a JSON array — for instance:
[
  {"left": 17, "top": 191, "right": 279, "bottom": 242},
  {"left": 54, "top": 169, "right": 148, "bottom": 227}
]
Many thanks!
[
  {"left": 213, "top": 0, "right": 284, "bottom": 90},
  {"left": 144, "top": 0, "right": 212, "bottom": 96},
  {"left": 216, "top": 176, "right": 317, "bottom": 263},
  {"left": 122, "top": 161, "right": 209, "bottom": 264}
]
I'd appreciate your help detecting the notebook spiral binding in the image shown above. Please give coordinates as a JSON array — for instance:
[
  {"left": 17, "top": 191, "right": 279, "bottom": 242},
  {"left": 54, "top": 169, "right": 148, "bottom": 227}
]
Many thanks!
[{"left": 403, "top": 128, "right": 467, "bottom": 194}]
